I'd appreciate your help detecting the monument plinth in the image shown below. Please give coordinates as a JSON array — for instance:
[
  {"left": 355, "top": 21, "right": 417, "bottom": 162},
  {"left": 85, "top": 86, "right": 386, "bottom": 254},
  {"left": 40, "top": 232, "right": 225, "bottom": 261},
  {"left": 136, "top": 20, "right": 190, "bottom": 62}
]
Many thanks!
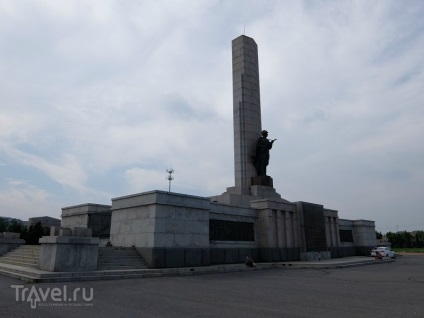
[{"left": 251, "top": 176, "right": 273, "bottom": 187}]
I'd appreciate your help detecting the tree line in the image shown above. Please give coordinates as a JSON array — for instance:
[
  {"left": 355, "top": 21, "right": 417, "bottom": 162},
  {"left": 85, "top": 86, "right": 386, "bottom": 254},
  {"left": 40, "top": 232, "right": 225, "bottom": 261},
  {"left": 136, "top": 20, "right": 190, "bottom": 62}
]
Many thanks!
[
  {"left": 0, "top": 217, "right": 49, "bottom": 245},
  {"left": 379, "top": 230, "right": 424, "bottom": 248}
]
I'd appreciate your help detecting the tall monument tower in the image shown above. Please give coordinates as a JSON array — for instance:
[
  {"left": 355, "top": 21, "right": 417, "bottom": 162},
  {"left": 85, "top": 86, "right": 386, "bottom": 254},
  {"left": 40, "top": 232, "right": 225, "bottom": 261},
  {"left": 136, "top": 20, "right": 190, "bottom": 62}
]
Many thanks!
[{"left": 232, "top": 35, "right": 262, "bottom": 191}]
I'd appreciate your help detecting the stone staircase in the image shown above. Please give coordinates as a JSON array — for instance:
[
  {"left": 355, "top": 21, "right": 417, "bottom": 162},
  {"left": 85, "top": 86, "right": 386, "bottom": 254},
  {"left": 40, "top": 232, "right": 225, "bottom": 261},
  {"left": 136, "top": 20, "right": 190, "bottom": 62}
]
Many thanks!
[
  {"left": 97, "top": 247, "right": 148, "bottom": 270},
  {"left": 0, "top": 245, "right": 40, "bottom": 268}
]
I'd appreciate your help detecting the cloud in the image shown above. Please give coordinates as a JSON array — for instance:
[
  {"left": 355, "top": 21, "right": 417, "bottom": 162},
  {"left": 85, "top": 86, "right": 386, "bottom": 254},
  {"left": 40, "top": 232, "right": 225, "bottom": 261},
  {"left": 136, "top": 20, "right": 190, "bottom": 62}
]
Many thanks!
[
  {"left": 0, "top": 179, "right": 53, "bottom": 220},
  {"left": 1, "top": 145, "right": 87, "bottom": 192},
  {"left": 0, "top": 1, "right": 423, "bottom": 232},
  {"left": 124, "top": 167, "right": 167, "bottom": 193}
]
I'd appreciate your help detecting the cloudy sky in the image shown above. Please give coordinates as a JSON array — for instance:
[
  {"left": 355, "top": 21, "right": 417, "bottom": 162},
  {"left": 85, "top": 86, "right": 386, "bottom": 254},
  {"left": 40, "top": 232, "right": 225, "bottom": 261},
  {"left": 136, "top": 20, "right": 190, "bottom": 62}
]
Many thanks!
[{"left": 0, "top": 0, "right": 423, "bottom": 233}]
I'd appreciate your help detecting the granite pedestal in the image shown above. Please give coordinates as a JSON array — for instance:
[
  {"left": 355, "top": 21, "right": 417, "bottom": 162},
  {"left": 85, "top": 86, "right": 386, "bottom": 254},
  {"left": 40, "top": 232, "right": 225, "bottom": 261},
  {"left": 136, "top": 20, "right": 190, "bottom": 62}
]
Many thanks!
[{"left": 38, "top": 228, "right": 99, "bottom": 272}]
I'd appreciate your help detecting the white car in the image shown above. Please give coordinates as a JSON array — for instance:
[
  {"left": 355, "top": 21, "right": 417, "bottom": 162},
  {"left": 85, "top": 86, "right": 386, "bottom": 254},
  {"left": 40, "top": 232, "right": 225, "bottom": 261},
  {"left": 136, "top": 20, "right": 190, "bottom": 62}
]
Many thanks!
[{"left": 371, "top": 247, "right": 396, "bottom": 258}]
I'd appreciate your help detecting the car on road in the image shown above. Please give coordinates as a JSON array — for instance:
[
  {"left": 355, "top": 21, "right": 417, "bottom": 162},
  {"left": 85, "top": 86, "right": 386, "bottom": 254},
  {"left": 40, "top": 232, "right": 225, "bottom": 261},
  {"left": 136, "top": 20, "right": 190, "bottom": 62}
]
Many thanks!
[{"left": 371, "top": 246, "right": 396, "bottom": 258}]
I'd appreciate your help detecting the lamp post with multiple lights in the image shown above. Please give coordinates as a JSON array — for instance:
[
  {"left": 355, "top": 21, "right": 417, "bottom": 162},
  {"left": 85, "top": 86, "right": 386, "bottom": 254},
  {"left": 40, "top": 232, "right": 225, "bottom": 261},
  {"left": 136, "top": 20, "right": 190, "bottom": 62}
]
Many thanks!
[{"left": 166, "top": 168, "right": 174, "bottom": 192}]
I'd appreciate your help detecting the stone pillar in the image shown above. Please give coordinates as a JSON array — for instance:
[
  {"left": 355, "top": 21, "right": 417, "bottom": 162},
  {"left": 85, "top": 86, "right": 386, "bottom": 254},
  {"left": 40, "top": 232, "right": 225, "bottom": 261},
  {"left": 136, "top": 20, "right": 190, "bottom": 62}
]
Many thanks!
[
  {"left": 232, "top": 35, "right": 262, "bottom": 190},
  {"left": 251, "top": 199, "right": 299, "bottom": 262},
  {"left": 285, "top": 211, "right": 293, "bottom": 248},
  {"left": 325, "top": 217, "right": 332, "bottom": 247},
  {"left": 276, "top": 210, "right": 283, "bottom": 248},
  {"left": 292, "top": 211, "right": 300, "bottom": 248},
  {"left": 331, "top": 217, "right": 338, "bottom": 247},
  {"left": 335, "top": 220, "right": 341, "bottom": 247}
]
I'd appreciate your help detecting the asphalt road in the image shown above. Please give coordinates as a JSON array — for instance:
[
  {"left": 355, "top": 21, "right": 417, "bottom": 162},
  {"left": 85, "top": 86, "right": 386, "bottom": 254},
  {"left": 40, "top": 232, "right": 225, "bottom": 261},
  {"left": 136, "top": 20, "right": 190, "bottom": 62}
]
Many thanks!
[{"left": 0, "top": 255, "right": 423, "bottom": 318}]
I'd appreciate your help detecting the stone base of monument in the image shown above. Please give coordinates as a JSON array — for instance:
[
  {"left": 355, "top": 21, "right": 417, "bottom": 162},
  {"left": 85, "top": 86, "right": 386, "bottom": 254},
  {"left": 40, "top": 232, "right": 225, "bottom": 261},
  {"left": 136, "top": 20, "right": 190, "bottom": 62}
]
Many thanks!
[
  {"left": 210, "top": 184, "right": 288, "bottom": 207},
  {"left": 38, "top": 227, "right": 99, "bottom": 272},
  {"left": 251, "top": 176, "right": 273, "bottom": 187},
  {"left": 250, "top": 185, "right": 282, "bottom": 198}
]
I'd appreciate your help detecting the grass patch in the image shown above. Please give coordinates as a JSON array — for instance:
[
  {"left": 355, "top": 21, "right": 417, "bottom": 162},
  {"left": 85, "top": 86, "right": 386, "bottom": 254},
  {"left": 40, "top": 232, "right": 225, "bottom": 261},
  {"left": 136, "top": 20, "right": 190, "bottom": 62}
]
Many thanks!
[{"left": 393, "top": 248, "right": 424, "bottom": 253}]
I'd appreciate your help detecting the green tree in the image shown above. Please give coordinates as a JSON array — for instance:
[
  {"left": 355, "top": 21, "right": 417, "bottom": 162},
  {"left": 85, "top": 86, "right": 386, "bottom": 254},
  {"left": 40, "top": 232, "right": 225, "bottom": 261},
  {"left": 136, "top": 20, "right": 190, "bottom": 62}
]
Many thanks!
[
  {"left": 7, "top": 219, "right": 23, "bottom": 233},
  {"left": 414, "top": 231, "right": 424, "bottom": 248},
  {"left": 401, "top": 231, "right": 413, "bottom": 248},
  {"left": 24, "top": 222, "right": 47, "bottom": 245},
  {"left": 376, "top": 231, "right": 383, "bottom": 239},
  {"left": 0, "top": 217, "right": 9, "bottom": 232},
  {"left": 386, "top": 231, "right": 396, "bottom": 247}
]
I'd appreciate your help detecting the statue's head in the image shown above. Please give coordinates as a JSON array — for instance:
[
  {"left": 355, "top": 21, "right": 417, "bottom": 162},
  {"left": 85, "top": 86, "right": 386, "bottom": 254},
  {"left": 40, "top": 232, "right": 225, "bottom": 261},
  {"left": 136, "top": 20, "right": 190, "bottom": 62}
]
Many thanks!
[{"left": 261, "top": 130, "right": 268, "bottom": 137}]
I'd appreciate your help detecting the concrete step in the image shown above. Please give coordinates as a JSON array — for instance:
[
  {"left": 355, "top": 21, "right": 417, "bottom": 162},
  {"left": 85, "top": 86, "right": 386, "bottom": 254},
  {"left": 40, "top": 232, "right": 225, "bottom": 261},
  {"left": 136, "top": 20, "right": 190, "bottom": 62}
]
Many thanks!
[
  {"left": 0, "top": 259, "right": 38, "bottom": 268},
  {"left": 0, "top": 256, "right": 38, "bottom": 263},
  {"left": 4, "top": 254, "right": 39, "bottom": 259},
  {"left": 98, "top": 247, "right": 138, "bottom": 251},
  {"left": 97, "top": 265, "right": 148, "bottom": 270},
  {"left": 97, "top": 247, "right": 148, "bottom": 270},
  {"left": 98, "top": 251, "right": 140, "bottom": 256},
  {"left": 97, "top": 257, "right": 146, "bottom": 262},
  {"left": 97, "top": 256, "right": 145, "bottom": 261},
  {"left": 97, "top": 263, "right": 148, "bottom": 270},
  {"left": 98, "top": 253, "right": 140, "bottom": 257},
  {"left": 0, "top": 245, "right": 40, "bottom": 262},
  {"left": 0, "top": 245, "right": 40, "bottom": 269},
  {"left": 7, "top": 246, "right": 40, "bottom": 250},
  {"left": 0, "top": 255, "right": 39, "bottom": 262},
  {"left": 6, "top": 250, "right": 40, "bottom": 255},
  {"left": 98, "top": 254, "right": 140, "bottom": 259},
  {"left": 11, "top": 247, "right": 40, "bottom": 252},
  {"left": 97, "top": 262, "right": 147, "bottom": 267},
  {"left": 98, "top": 257, "right": 146, "bottom": 262}
]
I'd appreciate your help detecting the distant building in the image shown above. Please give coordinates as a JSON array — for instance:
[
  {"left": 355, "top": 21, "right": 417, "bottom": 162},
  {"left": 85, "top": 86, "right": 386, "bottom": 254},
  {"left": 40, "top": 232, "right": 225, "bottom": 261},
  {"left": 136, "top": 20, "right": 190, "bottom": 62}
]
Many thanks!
[{"left": 28, "top": 216, "right": 61, "bottom": 229}]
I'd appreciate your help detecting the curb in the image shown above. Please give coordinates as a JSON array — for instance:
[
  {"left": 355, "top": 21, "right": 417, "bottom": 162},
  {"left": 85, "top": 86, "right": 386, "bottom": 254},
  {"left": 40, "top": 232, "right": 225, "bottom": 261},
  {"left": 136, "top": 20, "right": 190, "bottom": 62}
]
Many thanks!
[{"left": 0, "top": 258, "right": 394, "bottom": 283}]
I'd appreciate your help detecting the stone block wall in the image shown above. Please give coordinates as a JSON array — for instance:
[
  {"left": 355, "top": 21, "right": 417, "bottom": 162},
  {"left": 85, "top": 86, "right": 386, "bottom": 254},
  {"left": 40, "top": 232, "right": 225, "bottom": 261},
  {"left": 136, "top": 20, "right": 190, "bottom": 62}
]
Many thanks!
[
  {"left": 61, "top": 203, "right": 111, "bottom": 238},
  {"left": 110, "top": 191, "right": 210, "bottom": 268},
  {"left": 338, "top": 219, "right": 377, "bottom": 256},
  {"left": 38, "top": 227, "right": 99, "bottom": 272}
]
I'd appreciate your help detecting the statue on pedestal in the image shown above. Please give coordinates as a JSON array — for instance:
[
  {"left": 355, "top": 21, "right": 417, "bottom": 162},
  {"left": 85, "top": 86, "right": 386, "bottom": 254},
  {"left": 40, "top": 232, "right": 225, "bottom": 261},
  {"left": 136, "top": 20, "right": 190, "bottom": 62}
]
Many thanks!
[{"left": 253, "top": 130, "right": 276, "bottom": 176}]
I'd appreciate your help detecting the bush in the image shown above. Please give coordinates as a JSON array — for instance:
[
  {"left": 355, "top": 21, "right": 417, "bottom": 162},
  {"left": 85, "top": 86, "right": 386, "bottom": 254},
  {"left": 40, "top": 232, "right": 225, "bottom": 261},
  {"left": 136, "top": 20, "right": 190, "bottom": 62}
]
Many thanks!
[{"left": 21, "top": 222, "right": 48, "bottom": 245}]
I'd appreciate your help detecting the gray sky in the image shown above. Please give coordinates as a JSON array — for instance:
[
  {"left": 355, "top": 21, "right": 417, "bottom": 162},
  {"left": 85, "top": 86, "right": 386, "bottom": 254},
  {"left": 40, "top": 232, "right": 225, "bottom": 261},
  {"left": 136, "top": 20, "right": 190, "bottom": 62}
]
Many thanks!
[{"left": 0, "top": 0, "right": 423, "bottom": 233}]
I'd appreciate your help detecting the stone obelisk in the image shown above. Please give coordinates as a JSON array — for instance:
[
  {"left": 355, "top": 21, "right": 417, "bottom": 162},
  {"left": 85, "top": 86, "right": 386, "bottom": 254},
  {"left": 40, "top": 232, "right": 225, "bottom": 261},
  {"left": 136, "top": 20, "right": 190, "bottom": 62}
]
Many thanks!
[{"left": 232, "top": 35, "right": 262, "bottom": 192}]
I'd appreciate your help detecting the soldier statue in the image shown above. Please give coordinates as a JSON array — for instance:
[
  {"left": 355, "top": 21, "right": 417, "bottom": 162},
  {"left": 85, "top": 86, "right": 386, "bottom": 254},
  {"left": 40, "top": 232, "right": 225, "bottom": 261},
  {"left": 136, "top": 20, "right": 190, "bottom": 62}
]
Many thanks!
[{"left": 253, "top": 130, "right": 276, "bottom": 176}]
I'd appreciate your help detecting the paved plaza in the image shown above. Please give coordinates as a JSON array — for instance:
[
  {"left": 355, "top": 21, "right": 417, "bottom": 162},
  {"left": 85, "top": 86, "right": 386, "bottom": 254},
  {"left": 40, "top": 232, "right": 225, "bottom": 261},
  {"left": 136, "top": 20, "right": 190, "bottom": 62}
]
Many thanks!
[{"left": 0, "top": 255, "right": 423, "bottom": 318}]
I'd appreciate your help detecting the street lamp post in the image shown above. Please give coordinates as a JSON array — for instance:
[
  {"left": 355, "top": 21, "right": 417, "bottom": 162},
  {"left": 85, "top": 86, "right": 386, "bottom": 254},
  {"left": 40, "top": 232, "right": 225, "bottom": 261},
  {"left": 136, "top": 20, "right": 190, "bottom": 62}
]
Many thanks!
[{"left": 166, "top": 168, "right": 174, "bottom": 192}]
